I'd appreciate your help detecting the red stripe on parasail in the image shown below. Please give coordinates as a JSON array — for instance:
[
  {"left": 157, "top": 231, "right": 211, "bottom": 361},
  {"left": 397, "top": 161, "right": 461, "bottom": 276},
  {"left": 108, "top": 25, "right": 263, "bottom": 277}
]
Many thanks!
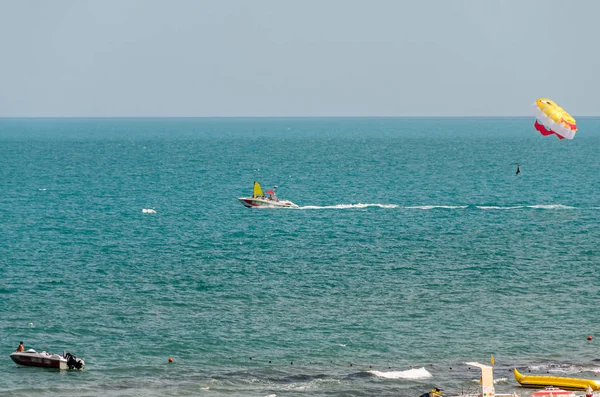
[
  {"left": 534, "top": 120, "right": 564, "bottom": 140},
  {"left": 561, "top": 118, "right": 577, "bottom": 130}
]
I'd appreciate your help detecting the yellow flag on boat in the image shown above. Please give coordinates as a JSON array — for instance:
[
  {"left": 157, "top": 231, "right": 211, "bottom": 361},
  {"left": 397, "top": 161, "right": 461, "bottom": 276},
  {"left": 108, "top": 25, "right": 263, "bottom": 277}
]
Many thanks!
[
  {"left": 253, "top": 181, "right": 264, "bottom": 198},
  {"left": 532, "top": 98, "right": 577, "bottom": 140}
]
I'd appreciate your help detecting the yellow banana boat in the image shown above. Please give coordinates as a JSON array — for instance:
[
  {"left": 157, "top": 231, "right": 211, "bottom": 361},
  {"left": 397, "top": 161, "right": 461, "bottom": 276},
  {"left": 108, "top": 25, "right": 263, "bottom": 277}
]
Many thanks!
[{"left": 514, "top": 368, "right": 600, "bottom": 391}]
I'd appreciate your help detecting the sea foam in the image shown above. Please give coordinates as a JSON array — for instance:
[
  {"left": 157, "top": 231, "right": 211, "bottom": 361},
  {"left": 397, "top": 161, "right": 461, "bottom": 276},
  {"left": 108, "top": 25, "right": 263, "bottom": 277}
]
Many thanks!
[
  {"left": 299, "top": 203, "right": 398, "bottom": 210},
  {"left": 369, "top": 367, "right": 432, "bottom": 379}
]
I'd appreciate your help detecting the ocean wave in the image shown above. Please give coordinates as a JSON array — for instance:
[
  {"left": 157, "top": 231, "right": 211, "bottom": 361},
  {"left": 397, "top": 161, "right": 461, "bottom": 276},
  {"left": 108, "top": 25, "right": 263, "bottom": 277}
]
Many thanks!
[
  {"left": 526, "top": 363, "right": 582, "bottom": 373},
  {"left": 369, "top": 367, "right": 432, "bottom": 379},
  {"left": 279, "top": 378, "right": 341, "bottom": 391}
]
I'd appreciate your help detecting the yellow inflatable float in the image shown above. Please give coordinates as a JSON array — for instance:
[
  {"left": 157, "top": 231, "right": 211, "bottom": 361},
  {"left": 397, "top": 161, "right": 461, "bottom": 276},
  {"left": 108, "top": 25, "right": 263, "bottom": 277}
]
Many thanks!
[{"left": 514, "top": 368, "right": 600, "bottom": 391}]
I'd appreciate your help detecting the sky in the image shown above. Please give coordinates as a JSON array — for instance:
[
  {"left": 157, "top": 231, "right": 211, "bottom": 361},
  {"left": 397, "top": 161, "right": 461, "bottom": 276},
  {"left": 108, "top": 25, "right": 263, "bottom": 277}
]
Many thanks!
[{"left": 0, "top": 0, "right": 598, "bottom": 117}]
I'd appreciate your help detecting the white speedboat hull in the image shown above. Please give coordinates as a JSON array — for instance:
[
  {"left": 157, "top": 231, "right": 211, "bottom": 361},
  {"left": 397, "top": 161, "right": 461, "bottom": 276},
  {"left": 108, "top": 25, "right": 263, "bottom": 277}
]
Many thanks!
[
  {"left": 238, "top": 197, "right": 298, "bottom": 208},
  {"left": 10, "top": 350, "right": 84, "bottom": 370}
]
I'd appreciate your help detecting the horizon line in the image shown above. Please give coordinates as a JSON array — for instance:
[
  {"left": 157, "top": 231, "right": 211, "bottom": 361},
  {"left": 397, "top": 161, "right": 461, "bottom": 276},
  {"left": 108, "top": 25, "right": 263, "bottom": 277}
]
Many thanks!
[{"left": 0, "top": 115, "right": 598, "bottom": 119}]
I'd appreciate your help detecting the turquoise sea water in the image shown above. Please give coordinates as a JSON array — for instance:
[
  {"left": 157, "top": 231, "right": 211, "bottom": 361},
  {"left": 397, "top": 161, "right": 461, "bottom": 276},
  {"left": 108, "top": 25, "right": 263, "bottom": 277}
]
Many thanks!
[{"left": 1, "top": 117, "right": 599, "bottom": 397}]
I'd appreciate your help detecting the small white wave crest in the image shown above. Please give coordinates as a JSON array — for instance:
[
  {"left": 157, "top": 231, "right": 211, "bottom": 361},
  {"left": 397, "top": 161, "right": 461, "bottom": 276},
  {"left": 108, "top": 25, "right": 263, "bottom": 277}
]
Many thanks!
[
  {"left": 527, "top": 364, "right": 582, "bottom": 373},
  {"left": 473, "top": 377, "right": 507, "bottom": 384},
  {"left": 369, "top": 367, "right": 432, "bottom": 379}
]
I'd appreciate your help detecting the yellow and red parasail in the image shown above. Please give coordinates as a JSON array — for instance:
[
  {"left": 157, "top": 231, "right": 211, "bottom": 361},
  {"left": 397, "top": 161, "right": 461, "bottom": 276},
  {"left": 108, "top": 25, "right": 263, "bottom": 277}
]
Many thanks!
[{"left": 532, "top": 98, "right": 577, "bottom": 140}]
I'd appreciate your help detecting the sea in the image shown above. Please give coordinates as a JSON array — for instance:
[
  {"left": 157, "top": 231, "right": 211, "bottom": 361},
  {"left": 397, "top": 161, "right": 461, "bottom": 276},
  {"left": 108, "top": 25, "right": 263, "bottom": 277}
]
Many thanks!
[{"left": 1, "top": 117, "right": 599, "bottom": 397}]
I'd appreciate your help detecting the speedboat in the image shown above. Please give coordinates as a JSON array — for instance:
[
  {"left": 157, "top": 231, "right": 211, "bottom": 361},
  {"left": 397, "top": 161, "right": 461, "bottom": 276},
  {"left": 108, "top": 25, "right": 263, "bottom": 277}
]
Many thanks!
[
  {"left": 513, "top": 368, "right": 600, "bottom": 391},
  {"left": 10, "top": 349, "right": 84, "bottom": 370},
  {"left": 238, "top": 182, "right": 298, "bottom": 208},
  {"left": 530, "top": 387, "right": 577, "bottom": 397}
]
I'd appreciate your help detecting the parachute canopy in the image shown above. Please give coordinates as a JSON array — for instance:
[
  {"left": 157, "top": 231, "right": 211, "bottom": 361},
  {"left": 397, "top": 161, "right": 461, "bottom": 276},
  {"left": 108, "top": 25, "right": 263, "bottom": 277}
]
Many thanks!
[{"left": 532, "top": 98, "right": 577, "bottom": 140}]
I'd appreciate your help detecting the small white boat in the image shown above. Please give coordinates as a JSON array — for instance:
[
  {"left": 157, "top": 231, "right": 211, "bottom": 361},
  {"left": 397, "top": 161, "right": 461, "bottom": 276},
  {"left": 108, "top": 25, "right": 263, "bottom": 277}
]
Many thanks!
[
  {"left": 238, "top": 182, "right": 298, "bottom": 208},
  {"left": 530, "top": 387, "right": 578, "bottom": 397},
  {"left": 10, "top": 349, "right": 84, "bottom": 370}
]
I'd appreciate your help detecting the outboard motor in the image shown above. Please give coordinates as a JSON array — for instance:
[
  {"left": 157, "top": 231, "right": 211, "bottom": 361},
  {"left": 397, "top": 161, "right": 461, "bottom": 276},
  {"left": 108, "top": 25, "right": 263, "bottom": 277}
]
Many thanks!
[{"left": 65, "top": 352, "right": 84, "bottom": 369}]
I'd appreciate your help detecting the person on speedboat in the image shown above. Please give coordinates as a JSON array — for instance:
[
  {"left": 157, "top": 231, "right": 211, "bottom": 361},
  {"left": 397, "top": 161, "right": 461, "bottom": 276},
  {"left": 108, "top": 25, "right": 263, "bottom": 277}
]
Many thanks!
[{"left": 15, "top": 341, "right": 24, "bottom": 352}]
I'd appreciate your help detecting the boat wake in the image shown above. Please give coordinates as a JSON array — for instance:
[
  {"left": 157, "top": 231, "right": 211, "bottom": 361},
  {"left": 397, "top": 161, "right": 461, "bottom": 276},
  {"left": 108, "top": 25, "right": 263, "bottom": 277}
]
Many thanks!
[
  {"left": 299, "top": 203, "right": 399, "bottom": 210},
  {"left": 527, "top": 204, "right": 575, "bottom": 210},
  {"left": 297, "top": 203, "right": 578, "bottom": 211},
  {"left": 405, "top": 205, "right": 468, "bottom": 210},
  {"left": 368, "top": 367, "right": 432, "bottom": 379}
]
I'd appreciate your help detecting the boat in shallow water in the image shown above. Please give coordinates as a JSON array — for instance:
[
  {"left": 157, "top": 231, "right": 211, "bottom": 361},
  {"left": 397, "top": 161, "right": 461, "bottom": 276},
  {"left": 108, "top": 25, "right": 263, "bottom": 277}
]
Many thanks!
[
  {"left": 530, "top": 386, "right": 577, "bottom": 397},
  {"left": 10, "top": 349, "right": 84, "bottom": 370},
  {"left": 238, "top": 182, "right": 298, "bottom": 208},
  {"left": 513, "top": 368, "right": 600, "bottom": 391}
]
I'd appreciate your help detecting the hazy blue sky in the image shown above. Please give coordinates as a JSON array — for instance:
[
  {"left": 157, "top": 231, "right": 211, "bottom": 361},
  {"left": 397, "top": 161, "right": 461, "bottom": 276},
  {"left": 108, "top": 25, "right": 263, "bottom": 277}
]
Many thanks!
[{"left": 0, "top": 0, "right": 598, "bottom": 116}]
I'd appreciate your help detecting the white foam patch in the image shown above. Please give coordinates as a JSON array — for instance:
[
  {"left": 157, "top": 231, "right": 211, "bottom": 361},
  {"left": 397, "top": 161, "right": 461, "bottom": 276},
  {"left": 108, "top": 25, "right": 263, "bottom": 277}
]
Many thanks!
[
  {"left": 527, "top": 364, "right": 582, "bottom": 373},
  {"left": 477, "top": 206, "right": 524, "bottom": 210},
  {"left": 296, "top": 204, "right": 578, "bottom": 211},
  {"left": 527, "top": 365, "right": 545, "bottom": 371},
  {"left": 142, "top": 208, "right": 157, "bottom": 214},
  {"left": 280, "top": 378, "right": 340, "bottom": 391},
  {"left": 299, "top": 203, "right": 399, "bottom": 210},
  {"left": 370, "top": 367, "right": 432, "bottom": 379},
  {"left": 528, "top": 204, "right": 575, "bottom": 210},
  {"left": 405, "top": 205, "right": 468, "bottom": 210},
  {"left": 472, "top": 377, "right": 507, "bottom": 384}
]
